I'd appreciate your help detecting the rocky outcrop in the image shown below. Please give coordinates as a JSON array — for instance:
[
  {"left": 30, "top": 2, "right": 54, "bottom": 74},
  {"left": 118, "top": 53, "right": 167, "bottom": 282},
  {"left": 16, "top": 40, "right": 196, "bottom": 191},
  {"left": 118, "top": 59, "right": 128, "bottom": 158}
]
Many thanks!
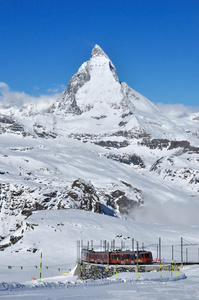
[
  {"left": 33, "top": 123, "right": 57, "bottom": 139},
  {"left": 59, "top": 179, "right": 101, "bottom": 212},
  {"left": 95, "top": 140, "right": 130, "bottom": 149},
  {"left": 105, "top": 153, "right": 145, "bottom": 168},
  {"left": 140, "top": 138, "right": 199, "bottom": 153},
  {"left": 0, "top": 114, "right": 27, "bottom": 136}
]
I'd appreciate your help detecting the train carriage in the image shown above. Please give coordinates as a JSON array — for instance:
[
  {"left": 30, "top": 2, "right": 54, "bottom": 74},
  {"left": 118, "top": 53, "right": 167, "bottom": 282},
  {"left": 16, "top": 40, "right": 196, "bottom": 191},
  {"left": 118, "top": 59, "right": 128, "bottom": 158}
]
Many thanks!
[
  {"left": 109, "top": 252, "right": 134, "bottom": 265},
  {"left": 81, "top": 249, "right": 109, "bottom": 264},
  {"left": 81, "top": 249, "right": 153, "bottom": 265},
  {"left": 134, "top": 251, "right": 153, "bottom": 264}
]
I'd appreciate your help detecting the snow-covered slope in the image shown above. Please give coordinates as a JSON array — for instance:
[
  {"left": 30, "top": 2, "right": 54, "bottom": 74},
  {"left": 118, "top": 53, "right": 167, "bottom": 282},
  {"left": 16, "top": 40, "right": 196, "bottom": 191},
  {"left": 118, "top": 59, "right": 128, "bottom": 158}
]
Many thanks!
[
  {"left": 0, "top": 45, "right": 199, "bottom": 246},
  {"left": 0, "top": 208, "right": 198, "bottom": 300},
  {"left": 1, "top": 209, "right": 199, "bottom": 279},
  {"left": 0, "top": 210, "right": 198, "bottom": 300}
]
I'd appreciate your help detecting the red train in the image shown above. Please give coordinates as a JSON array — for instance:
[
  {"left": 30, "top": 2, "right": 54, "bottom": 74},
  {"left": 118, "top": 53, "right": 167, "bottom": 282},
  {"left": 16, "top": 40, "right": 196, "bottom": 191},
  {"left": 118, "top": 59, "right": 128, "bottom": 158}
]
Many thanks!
[{"left": 81, "top": 249, "right": 153, "bottom": 265}]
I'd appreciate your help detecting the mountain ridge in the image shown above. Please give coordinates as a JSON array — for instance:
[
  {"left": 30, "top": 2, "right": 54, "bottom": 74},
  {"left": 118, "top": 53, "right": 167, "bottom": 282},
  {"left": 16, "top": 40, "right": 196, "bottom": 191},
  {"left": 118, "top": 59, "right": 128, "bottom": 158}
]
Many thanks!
[{"left": 0, "top": 45, "right": 199, "bottom": 246}]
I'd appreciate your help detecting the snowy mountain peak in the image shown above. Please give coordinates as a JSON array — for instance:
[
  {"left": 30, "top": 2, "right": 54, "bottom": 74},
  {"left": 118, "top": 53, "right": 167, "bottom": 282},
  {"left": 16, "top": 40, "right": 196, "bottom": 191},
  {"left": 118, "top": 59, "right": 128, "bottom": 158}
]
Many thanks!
[
  {"left": 44, "top": 45, "right": 199, "bottom": 147},
  {"left": 54, "top": 44, "right": 120, "bottom": 115},
  {"left": 91, "top": 44, "right": 109, "bottom": 59}
]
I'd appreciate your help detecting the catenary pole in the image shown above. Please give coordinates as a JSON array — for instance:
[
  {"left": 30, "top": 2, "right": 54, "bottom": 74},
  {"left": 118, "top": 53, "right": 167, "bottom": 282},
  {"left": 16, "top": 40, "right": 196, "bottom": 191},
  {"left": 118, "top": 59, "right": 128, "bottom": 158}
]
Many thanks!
[
  {"left": 132, "top": 238, "right": 134, "bottom": 251},
  {"left": 40, "top": 253, "right": 42, "bottom": 282},
  {"left": 159, "top": 237, "right": 161, "bottom": 263},
  {"left": 159, "top": 238, "right": 162, "bottom": 277},
  {"left": 181, "top": 237, "right": 183, "bottom": 265},
  {"left": 137, "top": 241, "right": 140, "bottom": 278}
]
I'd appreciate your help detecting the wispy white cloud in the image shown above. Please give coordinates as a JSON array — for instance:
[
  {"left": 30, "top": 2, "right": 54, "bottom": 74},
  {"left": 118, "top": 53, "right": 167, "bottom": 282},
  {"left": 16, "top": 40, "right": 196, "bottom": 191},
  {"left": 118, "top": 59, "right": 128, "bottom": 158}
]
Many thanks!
[
  {"left": 34, "top": 86, "right": 40, "bottom": 90},
  {"left": 132, "top": 196, "right": 199, "bottom": 226},
  {"left": 47, "top": 88, "right": 59, "bottom": 93},
  {"left": 46, "top": 84, "right": 66, "bottom": 94},
  {"left": 0, "top": 82, "right": 62, "bottom": 108},
  {"left": 46, "top": 85, "right": 65, "bottom": 93},
  {"left": 155, "top": 102, "right": 199, "bottom": 137},
  {"left": 156, "top": 102, "right": 199, "bottom": 116}
]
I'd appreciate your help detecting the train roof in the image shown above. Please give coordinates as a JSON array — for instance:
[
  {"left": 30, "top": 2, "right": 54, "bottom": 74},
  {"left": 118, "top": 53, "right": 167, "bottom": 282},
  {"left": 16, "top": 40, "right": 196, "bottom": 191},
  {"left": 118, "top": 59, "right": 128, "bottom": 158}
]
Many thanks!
[{"left": 81, "top": 249, "right": 151, "bottom": 254}]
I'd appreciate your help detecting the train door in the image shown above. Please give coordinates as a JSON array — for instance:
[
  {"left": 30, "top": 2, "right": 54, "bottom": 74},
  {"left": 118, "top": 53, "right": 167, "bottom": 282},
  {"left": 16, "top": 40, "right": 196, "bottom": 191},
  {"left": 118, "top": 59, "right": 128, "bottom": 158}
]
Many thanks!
[
  {"left": 121, "top": 255, "right": 124, "bottom": 265},
  {"left": 140, "top": 253, "right": 144, "bottom": 263},
  {"left": 124, "top": 254, "right": 131, "bottom": 264},
  {"left": 134, "top": 252, "right": 141, "bottom": 264},
  {"left": 95, "top": 254, "right": 98, "bottom": 264},
  {"left": 131, "top": 254, "right": 135, "bottom": 264}
]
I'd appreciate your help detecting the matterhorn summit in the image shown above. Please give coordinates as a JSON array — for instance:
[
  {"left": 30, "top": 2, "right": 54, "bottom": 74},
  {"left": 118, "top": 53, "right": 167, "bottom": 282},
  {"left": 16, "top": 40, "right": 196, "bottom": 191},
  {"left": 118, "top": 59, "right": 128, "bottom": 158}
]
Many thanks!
[
  {"left": 91, "top": 44, "right": 109, "bottom": 58},
  {"left": 51, "top": 45, "right": 197, "bottom": 144},
  {"left": 54, "top": 44, "right": 122, "bottom": 118}
]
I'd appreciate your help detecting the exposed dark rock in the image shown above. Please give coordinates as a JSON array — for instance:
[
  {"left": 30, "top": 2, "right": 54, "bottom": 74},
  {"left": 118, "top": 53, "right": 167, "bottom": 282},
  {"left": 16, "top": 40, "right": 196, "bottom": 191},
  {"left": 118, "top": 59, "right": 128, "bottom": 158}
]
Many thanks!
[
  {"left": 109, "top": 188, "right": 143, "bottom": 215},
  {"left": 111, "top": 190, "right": 125, "bottom": 199},
  {"left": 91, "top": 115, "right": 107, "bottom": 120},
  {"left": 35, "top": 202, "right": 43, "bottom": 210},
  {"left": 60, "top": 179, "right": 101, "bottom": 213},
  {"left": 120, "top": 181, "right": 132, "bottom": 188},
  {"left": 26, "top": 247, "right": 38, "bottom": 253},
  {"left": 150, "top": 157, "right": 164, "bottom": 172},
  {"left": 140, "top": 138, "right": 170, "bottom": 149},
  {"left": 112, "top": 130, "right": 150, "bottom": 139},
  {"left": 0, "top": 242, "right": 11, "bottom": 251},
  {"left": 119, "top": 121, "right": 128, "bottom": 127},
  {"left": 33, "top": 125, "right": 57, "bottom": 139},
  {"left": 94, "top": 140, "right": 129, "bottom": 149},
  {"left": 21, "top": 210, "right": 32, "bottom": 217},
  {"left": 106, "top": 153, "right": 145, "bottom": 168},
  {"left": 140, "top": 138, "right": 199, "bottom": 153},
  {"left": 0, "top": 114, "right": 27, "bottom": 136},
  {"left": 43, "top": 192, "right": 57, "bottom": 198},
  {"left": 55, "top": 61, "right": 91, "bottom": 115},
  {"left": 10, "top": 235, "right": 23, "bottom": 245},
  {"left": 0, "top": 115, "right": 14, "bottom": 124},
  {"left": 116, "top": 196, "right": 140, "bottom": 215}
]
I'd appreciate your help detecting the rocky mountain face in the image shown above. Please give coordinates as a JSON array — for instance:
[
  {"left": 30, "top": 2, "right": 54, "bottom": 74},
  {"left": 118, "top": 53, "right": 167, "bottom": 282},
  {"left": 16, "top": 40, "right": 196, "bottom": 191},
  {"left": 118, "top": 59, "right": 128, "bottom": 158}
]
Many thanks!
[{"left": 0, "top": 45, "right": 199, "bottom": 246}]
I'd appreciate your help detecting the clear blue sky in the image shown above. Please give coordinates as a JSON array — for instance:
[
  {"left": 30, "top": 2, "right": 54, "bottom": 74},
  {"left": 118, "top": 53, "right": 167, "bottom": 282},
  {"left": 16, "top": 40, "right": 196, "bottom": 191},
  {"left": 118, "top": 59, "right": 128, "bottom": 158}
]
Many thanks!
[{"left": 0, "top": 0, "right": 199, "bottom": 106}]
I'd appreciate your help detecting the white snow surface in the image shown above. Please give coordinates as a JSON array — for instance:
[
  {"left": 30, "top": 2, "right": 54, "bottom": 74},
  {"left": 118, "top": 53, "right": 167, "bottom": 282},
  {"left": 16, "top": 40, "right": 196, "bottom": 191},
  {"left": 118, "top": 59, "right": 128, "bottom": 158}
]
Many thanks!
[
  {"left": 0, "top": 209, "right": 199, "bottom": 299},
  {"left": 0, "top": 45, "right": 199, "bottom": 299}
]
